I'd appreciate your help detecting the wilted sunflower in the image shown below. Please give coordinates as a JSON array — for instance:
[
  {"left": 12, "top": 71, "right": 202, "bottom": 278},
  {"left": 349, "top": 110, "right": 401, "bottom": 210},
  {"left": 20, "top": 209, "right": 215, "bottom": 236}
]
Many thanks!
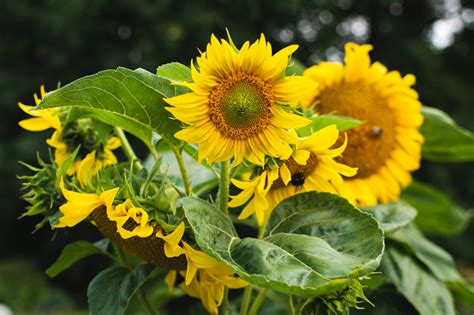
[
  {"left": 229, "top": 125, "right": 357, "bottom": 225},
  {"left": 302, "top": 43, "right": 424, "bottom": 206},
  {"left": 165, "top": 34, "right": 317, "bottom": 165}
]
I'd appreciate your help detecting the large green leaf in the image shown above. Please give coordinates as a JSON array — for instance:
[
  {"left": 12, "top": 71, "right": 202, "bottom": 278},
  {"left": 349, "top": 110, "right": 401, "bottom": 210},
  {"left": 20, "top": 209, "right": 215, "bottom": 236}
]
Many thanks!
[
  {"left": 382, "top": 247, "right": 455, "bottom": 315},
  {"left": 87, "top": 264, "right": 154, "bottom": 315},
  {"left": 421, "top": 106, "right": 474, "bottom": 162},
  {"left": 298, "top": 114, "right": 364, "bottom": 137},
  {"left": 182, "top": 192, "right": 384, "bottom": 298},
  {"left": 156, "top": 62, "right": 192, "bottom": 82},
  {"left": 36, "top": 67, "right": 183, "bottom": 150},
  {"left": 46, "top": 240, "right": 110, "bottom": 278},
  {"left": 388, "top": 225, "right": 474, "bottom": 308},
  {"left": 401, "top": 181, "right": 471, "bottom": 235},
  {"left": 362, "top": 202, "right": 417, "bottom": 234}
]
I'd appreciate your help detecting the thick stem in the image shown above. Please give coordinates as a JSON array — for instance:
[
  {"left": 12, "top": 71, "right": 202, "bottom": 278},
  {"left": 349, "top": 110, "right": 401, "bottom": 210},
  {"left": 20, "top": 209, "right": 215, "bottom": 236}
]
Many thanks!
[
  {"left": 114, "top": 127, "right": 138, "bottom": 161},
  {"left": 219, "top": 160, "right": 230, "bottom": 214},
  {"left": 240, "top": 286, "right": 253, "bottom": 315},
  {"left": 248, "top": 288, "right": 268, "bottom": 315},
  {"left": 170, "top": 145, "right": 192, "bottom": 196}
]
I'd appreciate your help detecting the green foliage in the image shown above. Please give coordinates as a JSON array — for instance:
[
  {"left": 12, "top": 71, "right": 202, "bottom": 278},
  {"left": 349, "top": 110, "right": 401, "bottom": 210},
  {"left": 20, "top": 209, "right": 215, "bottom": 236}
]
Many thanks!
[
  {"left": 362, "top": 202, "right": 417, "bottom": 234},
  {"left": 388, "top": 225, "right": 474, "bottom": 308},
  {"left": 420, "top": 106, "right": 474, "bottom": 162},
  {"left": 298, "top": 114, "right": 364, "bottom": 137},
  {"left": 156, "top": 62, "right": 192, "bottom": 82},
  {"left": 46, "top": 240, "right": 111, "bottom": 278},
  {"left": 183, "top": 192, "right": 384, "bottom": 298},
  {"left": 402, "top": 180, "right": 471, "bottom": 235},
  {"left": 382, "top": 247, "right": 455, "bottom": 315},
  {"left": 87, "top": 264, "right": 154, "bottom": 315},
  {"left": 37, "top": 67, "right": 184, "bottom": 152}
]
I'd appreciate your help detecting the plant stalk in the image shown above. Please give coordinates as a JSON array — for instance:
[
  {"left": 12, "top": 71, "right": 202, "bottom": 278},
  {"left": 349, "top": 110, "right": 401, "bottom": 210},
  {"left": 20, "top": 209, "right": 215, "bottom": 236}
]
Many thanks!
[
  {"left": 248, "top": 288, "right": 268, "bottom": 315},
  {"left": 115, "top": 127, "right": 138, "bottom": 161},
  {"left": 240, "top": 286, "right": 253, "bottom": 315},
  {"left": 170, "top": 145, "right": 192, "bottom": 196},
  {"left": 219, "top": 160, "right": 230, "bottom": 214}
]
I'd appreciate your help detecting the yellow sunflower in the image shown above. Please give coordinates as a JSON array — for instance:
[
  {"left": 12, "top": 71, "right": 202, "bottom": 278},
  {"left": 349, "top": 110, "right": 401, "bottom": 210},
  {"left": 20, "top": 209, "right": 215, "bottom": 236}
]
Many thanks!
[
  {"left": 229, "top": 125, "right": 357, "bottom": 225},
  {"left": 18, "top": 85, "right": 60, "bottom": 133},
  {"left": 302, "top": 43, "right": 424, "bottom": 206},
  {"left": 165, "top": 34, "right": 317, "bottom": 165}
]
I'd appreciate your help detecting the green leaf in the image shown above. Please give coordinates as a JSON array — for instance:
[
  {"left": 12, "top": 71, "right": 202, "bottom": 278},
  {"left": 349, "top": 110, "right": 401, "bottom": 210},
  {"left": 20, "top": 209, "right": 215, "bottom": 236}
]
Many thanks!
[
  {"left": 388, "top": 224, "right": 474, "bottom": 308},
  {"left": 421, "top": 106, "right": 474, "bottom": 162},
  {"left": 401, "top": 181, "right": 471, "bottom": 235},
  {"left": 362, "top": 202, "right": 417, "bottom": 233},
  {"left": 182, "top": 192, "right": 384, "bottom": 298},
  {"left": 46, "top": 240, "right": 110, "bottom": 278},
  {"left": 37, "top": 67, "right": 183, "bottom": 150},
  {"left": 382, "top": 247, "right": 455, "bottom": 315},
  {"left": 87, "top": 264, "right": 154, "bottom": 315},
  {"left": 156, "top": 62, "right": 192, "bottom": 82},
  {"left": 298, "top": 114, "right": 364, "bottom": 137}
]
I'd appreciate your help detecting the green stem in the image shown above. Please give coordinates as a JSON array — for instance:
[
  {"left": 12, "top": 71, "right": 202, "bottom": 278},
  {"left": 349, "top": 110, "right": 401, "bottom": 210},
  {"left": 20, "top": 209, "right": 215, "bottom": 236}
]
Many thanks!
[
  {"left": 219, "top": 287, "right": 229, "bottom": 315},
  {"left": 219, "top": 160, "right": 230, "bottom": 214},
  {"left": 257, "top": 226, "right": 266, "bottom": 239},
  {"left": 248, "top": 288, "right": 268, "bottom": 315},
  {"left": 115, "top": 127, "right": 138, "bottom": 161},
  {"left": 240, "top": 286, "right": 253, "bottom": 315},
  {"left": 113, "top": 245, "right": 157, "bottom": 315},
  {"left": 170, "top": 145, "right": 192, "bottom": 196}
]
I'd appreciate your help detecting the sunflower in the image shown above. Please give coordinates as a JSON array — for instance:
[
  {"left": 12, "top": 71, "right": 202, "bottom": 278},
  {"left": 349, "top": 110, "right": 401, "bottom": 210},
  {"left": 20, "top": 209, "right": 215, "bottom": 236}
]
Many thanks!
[
  {"left": 18, "top": 85, "right": 121, "bottom": 187},
  {"left": 302, "top": 43, "right": 424, "bottom": 206},
  {"left": 229, "top": 125, "right": 357, "bottom": 225},
  {"left": 165, "top": 34, "right": 317, "bottom": 165}
]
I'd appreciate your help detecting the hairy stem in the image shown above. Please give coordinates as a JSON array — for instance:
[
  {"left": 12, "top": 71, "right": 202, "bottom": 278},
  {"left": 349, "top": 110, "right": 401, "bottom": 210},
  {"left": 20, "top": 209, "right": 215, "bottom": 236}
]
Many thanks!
[
  {"left": 248, "top": 288, "right": 268, "bottom": 315},
  {"left": 114, "top": 127, "right": 138, "bottom": 161},
  {"left": 170, "top": 145, "right": 192, "bottom": 196},
  {"left": 219, "top": 160, "right": 230, "bottom": 214},
  {"left": 240, "top": 286, "right": 253, "bottom": 315}
]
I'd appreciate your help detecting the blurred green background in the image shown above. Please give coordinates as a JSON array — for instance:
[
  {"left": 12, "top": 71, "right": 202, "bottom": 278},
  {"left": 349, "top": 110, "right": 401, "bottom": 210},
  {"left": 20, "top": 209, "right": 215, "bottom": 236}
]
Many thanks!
[{"left": 1, "top": 0, "right": 473, "bottom": 313}]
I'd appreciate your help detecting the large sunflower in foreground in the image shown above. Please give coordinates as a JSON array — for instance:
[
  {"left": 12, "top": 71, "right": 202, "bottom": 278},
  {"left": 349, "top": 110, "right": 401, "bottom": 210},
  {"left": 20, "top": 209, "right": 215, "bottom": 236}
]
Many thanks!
[
  {"left": 229, "top": 125, "right": 357, "bottom": 225},
  {"left": 165, "top": 34, "right": 317, "bottom": 165},
  {"left": 302, "top": 43, "right": 424, "bottom": 206}
]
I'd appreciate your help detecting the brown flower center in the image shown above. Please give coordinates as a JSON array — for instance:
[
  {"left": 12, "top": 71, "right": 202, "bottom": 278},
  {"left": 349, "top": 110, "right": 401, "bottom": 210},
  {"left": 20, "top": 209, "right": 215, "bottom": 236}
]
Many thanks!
[
  {"left": 316, "top": 82, "right": 396, "bottom": 179},
  {"left": 208, "top": 72, "right": 274, "bottom": 140},
  {"left": 272, "top": 153, "right": 319, "bottom": 189}
]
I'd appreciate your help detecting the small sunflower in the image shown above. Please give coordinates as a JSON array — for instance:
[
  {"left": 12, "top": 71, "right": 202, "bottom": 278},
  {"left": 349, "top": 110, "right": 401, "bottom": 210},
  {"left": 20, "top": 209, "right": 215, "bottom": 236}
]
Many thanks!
[
  {"left": 229, "top": 125, "right": 357, "bottom": 225},
  {"left": 165, "top": 34, "right": 317, "bottom": 165},
  {"left": 18, "top": 86, "right": 121, "bottom": 186},
  {"left": 302, "top": 43, "right": 424, "bottom": 206}
]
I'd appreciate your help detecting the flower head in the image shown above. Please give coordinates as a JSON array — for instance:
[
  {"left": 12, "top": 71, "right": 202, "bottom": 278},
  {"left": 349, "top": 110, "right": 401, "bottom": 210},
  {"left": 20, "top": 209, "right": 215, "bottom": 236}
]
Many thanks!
[
  {"left": 303, "top": 43, "right": 424, "bottom": 206},
  {"left": 165, "top": 34, "right": 317, "bottom": 165},
  {"left": 229, "top": 125, "right": 357, "bottom": 225}
]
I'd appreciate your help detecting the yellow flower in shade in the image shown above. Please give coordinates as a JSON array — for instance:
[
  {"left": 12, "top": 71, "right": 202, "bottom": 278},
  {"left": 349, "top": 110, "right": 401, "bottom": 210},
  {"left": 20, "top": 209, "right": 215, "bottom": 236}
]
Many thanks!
[
  {"left": 302, "top": 43, "right": 424, "bottom": 206},
  {"left": 18, "top": 85, "right": 61, "bottom": 132},
  {"left": 56, "top": 179, "right": 119, "bottom": 228},
  {"left": 229, "top": 169, "right": 279, "bottom": 226},
  {"left": 49, "top": 134, "right": 121, "bottom": 185},
  {"left": 230, "top": 125, "right": 357, "bottom": 226},
  {"left": 156, "top": 222, "right": 186, "bottom": 258},
  {"left": 164, "top": 242, "right": 247, "bottom": 314},
  {"left": 106, "top": 199, "right": 154, "bottom": 239},
  {"left": 165, "top": 34, "right": 317, "bottom": 165},
  {"left": 180, "top": 267, "right": 248, "bottom": 314}
]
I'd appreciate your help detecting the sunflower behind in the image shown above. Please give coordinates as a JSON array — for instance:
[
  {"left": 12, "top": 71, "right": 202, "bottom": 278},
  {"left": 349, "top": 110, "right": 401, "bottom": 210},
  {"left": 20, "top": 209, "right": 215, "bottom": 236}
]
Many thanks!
[{"left": 302, "top": 43, "right": 424, "bottom": 206}]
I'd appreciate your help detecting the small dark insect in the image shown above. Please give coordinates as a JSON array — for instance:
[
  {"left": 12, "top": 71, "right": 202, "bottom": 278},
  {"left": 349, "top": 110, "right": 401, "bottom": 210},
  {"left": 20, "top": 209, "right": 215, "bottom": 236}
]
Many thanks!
[
  {"left": 290, "top": 172, "right": 305, "bottom": 186},
  {"left": 371, "top": 126, "right": 383, "bottom": 137}
]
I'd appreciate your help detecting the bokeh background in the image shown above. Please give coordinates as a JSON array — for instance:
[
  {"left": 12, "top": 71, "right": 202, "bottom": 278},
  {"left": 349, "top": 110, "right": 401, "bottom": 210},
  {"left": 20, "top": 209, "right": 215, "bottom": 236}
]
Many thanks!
[{"left": 1, "top": 0, "right": 473, "bottom": 313}]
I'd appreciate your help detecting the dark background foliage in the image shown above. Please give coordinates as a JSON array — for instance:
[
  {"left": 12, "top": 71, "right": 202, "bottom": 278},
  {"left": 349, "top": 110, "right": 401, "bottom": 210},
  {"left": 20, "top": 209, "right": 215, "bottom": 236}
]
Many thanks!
[{"left": 1, "top": 0, "right": 472, "bottom": 313}]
